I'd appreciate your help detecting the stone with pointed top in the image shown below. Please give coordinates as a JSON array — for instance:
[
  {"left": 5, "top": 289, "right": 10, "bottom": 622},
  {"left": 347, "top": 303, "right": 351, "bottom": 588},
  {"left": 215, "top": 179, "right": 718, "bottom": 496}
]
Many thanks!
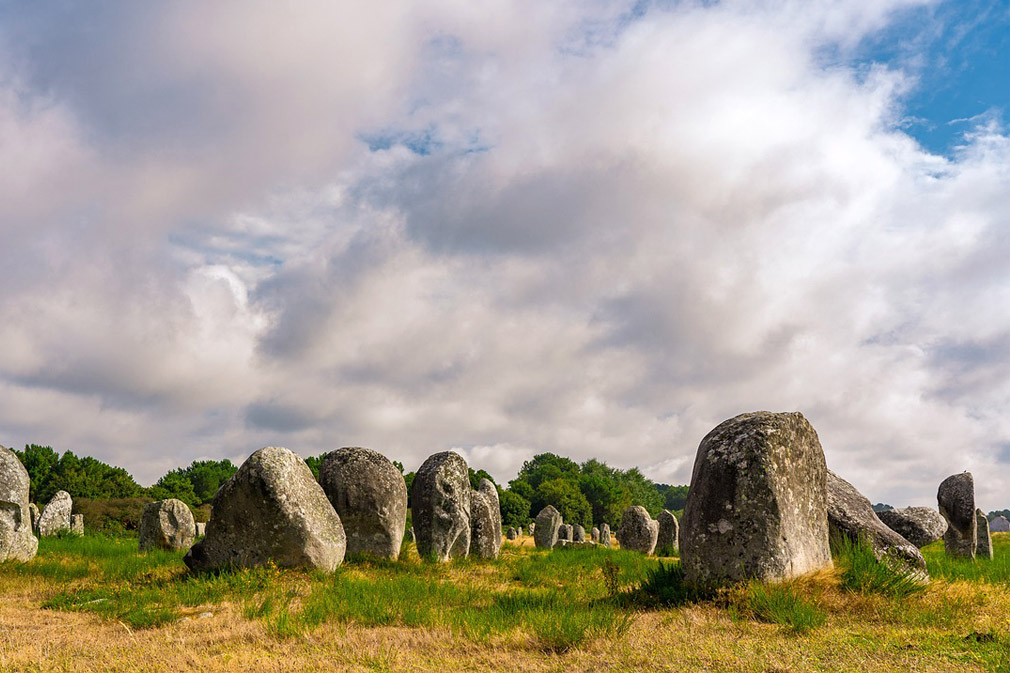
[
  {"left": 534, "top": 506, "right": 561, "bottom": 549},
  {"left": 599, "top": 523, "right": 611, "bottom": 546}
]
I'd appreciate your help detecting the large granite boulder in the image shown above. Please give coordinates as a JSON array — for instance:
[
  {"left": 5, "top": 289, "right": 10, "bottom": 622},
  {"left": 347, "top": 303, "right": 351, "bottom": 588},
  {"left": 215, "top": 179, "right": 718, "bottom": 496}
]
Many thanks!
[
  {"left": 599, "top": 523, "right": 611, "bottom": 546},
  {"left": 185, "top": 447, "right": 346, "bottom": 572},
  {"left": 976, "top": 509, "right": 993, "bottom": 560},
  {"left": 573, "top": 524, "right": 586, "bottom": 543},
  {"left": 38, "top": 490, "right": 72, "bottom": 537},
  {"left": 827, "top": 471, "right": 927, "bottom": 580},
  {"left": 469, "top": 479, "right": 502, "bottom": 559},
  {"left": 411, "top": 451, "right": 471, "bottom": 562},
  {"left": 656, "top": 510, "right": 679, "bottom": 555},
  {"left": 319, "top": 447, "right": 407, "bottom": 561},
  {"left": 991, "top": 515, "right": 1010, "bottom": 533},
  {"left": 0, "top": 446, "right": 38, "bottom": 562},
  {"left": 877, "top": 507, "right": 948, "bottom": 548},
  {"left": 938, "top": 472, "right": 976, "bottom": 559},
  {"left": 681, "top": 411, "right": 833, "bottom": 587},
  {"left": 140, "top": 499, "right": 196, "bottom": 552},
  {"left": 534, "top": 505, "right": 561, "bottom": 549},
  {"left": 618, "top": 505, "right": 658, "bottom": 554}
]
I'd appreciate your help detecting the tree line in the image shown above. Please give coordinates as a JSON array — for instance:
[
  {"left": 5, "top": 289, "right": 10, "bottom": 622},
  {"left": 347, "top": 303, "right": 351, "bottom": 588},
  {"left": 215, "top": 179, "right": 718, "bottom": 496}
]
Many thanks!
[{"left": 14, "top": 444, "right": 687, "bottom": 530}]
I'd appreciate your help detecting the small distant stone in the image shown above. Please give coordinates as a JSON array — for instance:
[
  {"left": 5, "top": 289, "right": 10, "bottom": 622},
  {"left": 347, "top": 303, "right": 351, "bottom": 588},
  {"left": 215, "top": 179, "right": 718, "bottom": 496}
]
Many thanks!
[
  {"left": 572, "top": 525, "right": 586, "bottom": 543},
  {"left": 599, "top": 523, "right": 611, "bottom": 547},
  {"left": 71, "top": 514, "right": 84, "bottom": 535},
  {"left": 38, "top": 491, "right": 73, "bottom": 537},
  {"left": 506, "top": 527, "right": 518, "bottom": 540},
  {"left": 198, "top": 612, "right": 213, "bottom": 619},
  {"left": 28, "top": 503, "right": 40, "bottom": 535},
  {"left": 534, "top": 506, "right": 561, "bottom": 549},
  {"left": 528, "top": 522, "right": 535, "bottom": 536},
  {"left": 591, "top": 527, "right": 600, "bottom": 543},
  {"left": 617, "top": 506, "right": 658, "bottom": 554},
  {"left": 556, "top": 523, "right": 573, "bottom": 546},
  {"left": 140, "top": 499, "right": 197, "bottom": 552},
  {"left": 656, "top": 510, "right": 679, "bottom": 555},
  {"left": 976, "top": 509, "right": 993, "bottom": 560},
  {"left": 195, "top": 522, "right": 206, "bottom": 537},
  {"left": 990, "top": 515, "right": 1010, "bottom": 533},
  {"left": 877, "top": 507, "right": 947, "bottom": 548},
  {"left": 938, "top": 472, "right": 976, "bottom": 559}
]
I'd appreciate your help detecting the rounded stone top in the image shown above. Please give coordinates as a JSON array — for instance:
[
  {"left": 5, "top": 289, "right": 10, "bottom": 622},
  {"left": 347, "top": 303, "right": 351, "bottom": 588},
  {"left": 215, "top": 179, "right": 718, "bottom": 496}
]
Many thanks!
[
  {"left": 415, "top": 451, "right": 468, "bottom": 480},
  {"left": 0, "top": 446, "right": 30, "bottom": 503}
]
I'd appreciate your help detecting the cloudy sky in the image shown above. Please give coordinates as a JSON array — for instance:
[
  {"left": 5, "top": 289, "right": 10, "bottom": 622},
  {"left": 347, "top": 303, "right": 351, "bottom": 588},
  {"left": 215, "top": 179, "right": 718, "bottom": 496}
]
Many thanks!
[{"left": 1, "top": 0, "right": 1007, "bottom": 509}]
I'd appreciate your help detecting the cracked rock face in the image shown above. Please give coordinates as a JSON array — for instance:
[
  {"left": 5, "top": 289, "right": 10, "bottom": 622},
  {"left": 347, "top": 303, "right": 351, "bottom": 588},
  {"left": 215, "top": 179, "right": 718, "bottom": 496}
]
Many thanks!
[
  {"left": 185, "top": 447, "right": 346, "bottom": 572},
  {"left": 534, "top": 506, "right": 561, "bottom": 549},
  {"left": 657, "top": 510, "right": 679, "bottom": 555},
  {"left": 877, "top": 507, "right": 948, "bottom": 548},
  {"left": 827, "top": 470, "right": 928, "bottom": 582},
  {"left": 938, "top": 472, "right": 976, "bottom": 559},
  {"left": 469, "top": 478, "right": 502, "bottom": 559},
  {"left": 319, "top": 447, "right": 406, "bottom": 561},
  {"left": 681, "top": 411, "right": 833, "bottom": 587},
  {"left": 140, "top": 499, "right": 196, "bottom": 551},
  {"left": 618, "top": 506, "right": 658, "bottom": 554},
  {"left": 411, "top": 452, "right": 471, "bottom": 562},
  {"left": 38, "top": 490, "right": 73, "bottom": 537},
  {"left": 0, "top": 446, "right": 38, "bottom": 562}
]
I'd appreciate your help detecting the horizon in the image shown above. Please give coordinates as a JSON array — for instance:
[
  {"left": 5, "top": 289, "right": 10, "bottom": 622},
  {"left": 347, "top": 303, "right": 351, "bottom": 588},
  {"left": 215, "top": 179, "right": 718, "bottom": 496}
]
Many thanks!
[{"left": 0, "top": 1, "right": 1007, "bottom": 511}]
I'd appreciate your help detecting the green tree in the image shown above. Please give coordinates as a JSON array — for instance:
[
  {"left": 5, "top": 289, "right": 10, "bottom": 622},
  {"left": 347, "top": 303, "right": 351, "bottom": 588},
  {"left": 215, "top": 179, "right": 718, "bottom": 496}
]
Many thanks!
[
  {"left": 304, "top": 454, "right": 323, "bottom": 480},
  {"left": 516, "top": 453, "right": 580, "bottom": 491},
  {"left": 404, "top": 471, "right": 416, "bottom": 508},
  {"left": 660, "top": 484, "right": 689, "bottom": 512},
  {"left": 507, "top": 478, "right": 534, "bottom": 502},
  {"left": 617, "top": 467, "right": 663, "bottom": 518},
  {"left": 468, "top": 468, "right": 496, "bottom": 490},
  {"left": 15, "top": 445, "right": 60, "bottom": 503},
  {"left": 532, "top": 478, "right": 592, "bottom": 528},
  {"left": 148, "top": 471, "right": 198, "bottom": 506},
  {"left": 499, "top": 489, "right": 531, "bottom": 527},
  {"left": 184, "top": 460, "right": 237, "bottom": 504}
]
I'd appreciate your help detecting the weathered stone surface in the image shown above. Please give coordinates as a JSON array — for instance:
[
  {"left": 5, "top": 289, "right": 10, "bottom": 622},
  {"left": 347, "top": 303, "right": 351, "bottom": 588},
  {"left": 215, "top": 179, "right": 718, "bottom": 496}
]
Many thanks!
[
  {"left": 195, "top": 522, "right": 206, "bottom": 537},
  {"left": 319, "top": 447, "right": 407, "bottom": 561},
  {"left": 573, "top": 524, "right": 586, "bottom": 543},
  {"left": 656, "top": 510, "right": 679, "bottom": 555},
  {"left": 71, "top": 514, "right": 84, "bottom": 535},
  {"left": 38, "top": 490, "right": 72, "bottom": 537},
  {"left": 534, "top": 506, "right": 561, "bottom": 549},
  {"left": 0, "top": 446, "right": 38, "bottom": 562},
  {"left": 618, "top": 506, "right": 658, "bottom": 554},
  {"left": 877, "top": 507, "right": 948, "bottom": 548},
  {"left": 506, "top": 526, "right": 518, "bottom": 540},
  {"left": 991, "top": 515, "right": 1010, "bottom": 532},
  {"left": 599, "top": 523, "right": 611, "bottom": 546},
  {"left": 681, "top": 411, "right": 833, "bottom": 586},
  {"left": 938, "top": 472, "right": 976, "bottom": 559},
  {"left": 591, "top": 527, "right": 600, "bottom": 542},
  {"left": 28, "top": 503, "right": 39, "bottom": 535},
  {"left": 976, "top": 509, "right": 993, "bottom": 560},
  {"left": 469, "top": 479, "right": 502, "bottom": 559},
  {"left": 411, "top": 451, "right": 471, "bottom": 562},
  {"left": 528, "top": 522, "right": 535, "bottom": 536},
  {"left": 827, "top": 471, "right": 927, "bottom": 580},
  {"left": 140, "top": 499, "right": 197, "bottom": 551},
  {"left": 557, "top": 523, "right": 574, "bottom": 545},
  {"left": 185, "top": 447, "right": 346, "bottom": 572}
]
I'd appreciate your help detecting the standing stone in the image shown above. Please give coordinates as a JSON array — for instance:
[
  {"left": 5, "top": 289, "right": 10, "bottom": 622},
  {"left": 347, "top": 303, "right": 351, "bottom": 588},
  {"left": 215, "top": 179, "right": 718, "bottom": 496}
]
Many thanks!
[
  {"left": 195, "top": 522, "right": 206, "bottom": 537},
  {"left": 534, "top": 506, "right": 561, "bottom": 549},
  {"left": 557, "top": 523, "right": 574, "bottom": 545},
  {"left": 140, "top": 499, "right": 197, "bottom": 552},
  {"left": 406, "top": 526, "right": 415, "bottom": 542},
  {"left": 319, "top": 447, "right": 407, "bottom": 561},
  {"left": 877, "top": 507, "right": 948, "bottom": 548},
  {"left": 0, "top": 446, "right": 39, "bottom": 562},
  {"left": 591, "top": 527, "right": 600, "bottom": 543},
  {"left": 506, "top": 527, "right": 518, "bottom": 540},
  {"left": 938, "top": 472, "right": 976, "bottom": 559},
  {"left": 71, "top": 514, "right": 84, "bottom": 535},
  {"left": 656, "top": 510, "right": 679, "bottom": 555},
  {"left": 469, "top": 478, "right": 502, "bottom": 559},
  {"left": 38, "top": 490, "right": 73, "bottom": 537},
  {"left": 184, "top": 447, "right": 346, "bottom": 572},
  {"left": 618, "top": 506, "right": 659, "bottom": 554},
  {"left": 976, "top": 509, "right": 993, "bottom": 560},
  {"left": 990, "top": 515, "right": 1010, "bottom": 533},
  {"left": 681, "top": 412, "right": 833, "bottom": 587},
  {"left": 573, "top": 524, "right": 586, "bottom": 543},
  {"left": 599, "top": 523, "right": 611, "bottom": 546},
  {"left": 826, "top": 471, "right": 927, "bottom": 580},
  {"left": 411, "top": 452, "right": 471, "bottom": 562},
  {"left": 528, "top": 522, "right": 535, "bottom": 536},
  {"left": 28, "top": 503, "right": 40, "bottom": 535}
]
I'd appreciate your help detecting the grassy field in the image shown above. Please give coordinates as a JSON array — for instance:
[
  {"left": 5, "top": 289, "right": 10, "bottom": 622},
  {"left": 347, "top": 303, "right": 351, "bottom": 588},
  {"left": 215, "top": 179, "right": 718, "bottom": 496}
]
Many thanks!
[{"left": 1, "top": 534, "right": 1009, "bottom": 672}]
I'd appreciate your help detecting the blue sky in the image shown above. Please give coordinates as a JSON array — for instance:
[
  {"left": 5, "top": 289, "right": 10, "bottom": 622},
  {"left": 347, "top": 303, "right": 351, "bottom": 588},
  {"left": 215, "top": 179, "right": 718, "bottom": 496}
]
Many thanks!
[{"left": 0, "top": 0, "right": 1007, "bottom": 509}]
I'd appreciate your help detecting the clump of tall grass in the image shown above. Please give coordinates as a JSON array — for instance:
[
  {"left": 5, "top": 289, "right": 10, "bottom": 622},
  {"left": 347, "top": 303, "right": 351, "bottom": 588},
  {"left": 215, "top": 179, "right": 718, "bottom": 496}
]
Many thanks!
[
  {"left": 734, "top": 582, "right": 826, "bottom": 634},
  {"left": 831, "top": 533, "right": 926, "bottom": 598}
]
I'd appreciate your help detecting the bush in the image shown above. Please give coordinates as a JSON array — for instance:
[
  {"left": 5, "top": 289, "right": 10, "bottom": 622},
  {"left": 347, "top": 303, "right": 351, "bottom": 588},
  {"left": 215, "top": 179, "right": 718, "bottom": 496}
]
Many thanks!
[{"left": 72, "top": 497, "right": 154, "bottom": 535}]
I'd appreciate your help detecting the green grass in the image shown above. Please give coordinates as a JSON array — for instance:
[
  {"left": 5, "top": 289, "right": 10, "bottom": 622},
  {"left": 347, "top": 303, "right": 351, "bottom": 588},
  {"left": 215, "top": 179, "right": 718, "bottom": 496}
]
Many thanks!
[
  {"left": 923, "top": 533, "right": 1010, "bottom": 584},
  {"left": 832, "top": 533, "right": 927, "bottom": 598},
  {"left": 739, "top": 581, "right": 826, "bottom": 633}
]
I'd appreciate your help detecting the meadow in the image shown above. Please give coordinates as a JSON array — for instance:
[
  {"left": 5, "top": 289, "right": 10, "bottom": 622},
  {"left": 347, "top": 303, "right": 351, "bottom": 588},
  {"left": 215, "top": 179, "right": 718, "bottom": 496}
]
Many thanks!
[{"left": 1, "top": 534, "right": 1009, "bottom": 672}]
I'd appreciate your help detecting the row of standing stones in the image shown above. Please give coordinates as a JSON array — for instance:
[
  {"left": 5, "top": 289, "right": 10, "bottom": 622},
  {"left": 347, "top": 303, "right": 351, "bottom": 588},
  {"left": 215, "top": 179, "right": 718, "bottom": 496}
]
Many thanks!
[{"left": 0, "top": 413, "right": 994, "bottom": 585}]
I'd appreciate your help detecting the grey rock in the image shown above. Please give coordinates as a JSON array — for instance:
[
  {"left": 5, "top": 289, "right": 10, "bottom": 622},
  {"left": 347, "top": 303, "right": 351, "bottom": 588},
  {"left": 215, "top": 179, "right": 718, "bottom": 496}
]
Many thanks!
[
  {"left": 656, "top": 510, "right": 679, "bottom": 555},
  {"left": 591, "top": 527, "right": 600, "bottom": 542},
  {"left": 976, "top": 509, "right": 993, "bottom": 560},
  {"left": 528, "top": 522, "right": 535, "bottom": 536},
  {"left": 38, "top": 490, "right": 72, "bottom": 537},
  {"left": 506, "top": 527, "right": 518, "bottom": 540},
  {"left": 405, "top": 526, "right": 414, "bottom": 542},
  {"left": 573, "top": 524, "right": 586, "bottom": 543},
  {"left": 534, "top": 506, "right": 561, "bottom": 549},
  {"left": 0, "top": 446, "right": 38, "bottom": 562},
  {"left": 140, "top": 499, "right": 197, "bottom": 552},
  {"left": 195, "top": 522, "right": 206, "bottom": 537},
  {"left": 28, "top": 503, "right": 40, "bottom": 535},
  {"left": 827, "top": 471, "right": 928, "bottom": 581},
  {"left": 319, "top": 447, "right": 407, "bottom": 561},
  {"left": 599, "top": 523, "right": 611, "bottom": 546},
  {"left": 411, "top": 451, "right": 471, "bottom": 562},
  {"left": 184, "top": 447, "right": 346, "bottom": 572},
  {"left": 71, "top": 514, "right": 84, "bottom": 535},
  {"left": 877, "top": 507, "right": 948, "bottom": 548},
  {"left": 990, "top": 515, "right": 1010, "bottom": 533},
  {"left": 938, "top": 472, "right": 976, "bottom": 559},
  {"left": 557, "top": 523, "right": 574, "bottom": 545},
  {"left": 681, "top": 411, "right": 833, "bottom": 587},
  {"left": 618, "top": 505, "right": 658, "bottom": 554},
  {"left": 469, "top": 479, "right": 502, "bottom": 559}
]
